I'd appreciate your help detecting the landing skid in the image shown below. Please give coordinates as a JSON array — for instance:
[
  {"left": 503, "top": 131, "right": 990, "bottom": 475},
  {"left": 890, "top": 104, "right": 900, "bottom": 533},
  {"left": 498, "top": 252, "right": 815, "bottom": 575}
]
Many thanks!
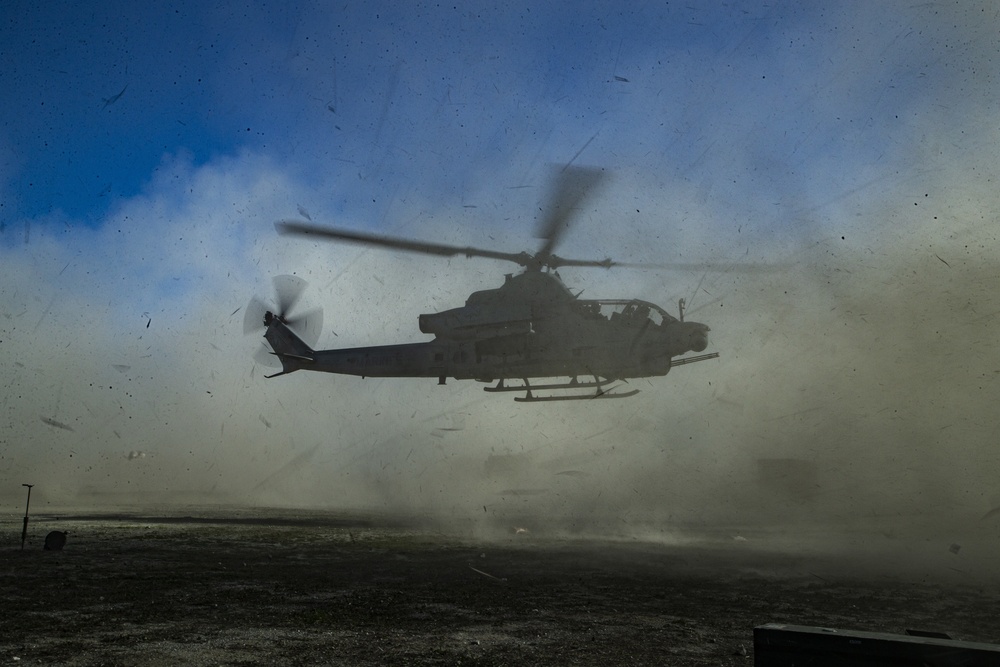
[
  {"left": 485, "top": 377, "right": 639, "bottom": 402},
  {"left": 515, "top": 388, "right": 639, "bottom": 402}
]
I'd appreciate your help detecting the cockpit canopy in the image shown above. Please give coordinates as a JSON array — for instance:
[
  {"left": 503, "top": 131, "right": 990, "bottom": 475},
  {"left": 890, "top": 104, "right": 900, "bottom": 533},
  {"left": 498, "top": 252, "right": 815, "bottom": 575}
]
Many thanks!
[{"left": 577, "top": 299, "right": 678, "bottom": 327}]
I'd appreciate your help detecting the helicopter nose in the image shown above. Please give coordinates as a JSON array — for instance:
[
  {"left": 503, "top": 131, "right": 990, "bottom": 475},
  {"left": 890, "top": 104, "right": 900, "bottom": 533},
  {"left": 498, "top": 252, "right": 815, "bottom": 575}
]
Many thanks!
[{"left": 685, "top": 322, "right": 710, "bottom": 353}]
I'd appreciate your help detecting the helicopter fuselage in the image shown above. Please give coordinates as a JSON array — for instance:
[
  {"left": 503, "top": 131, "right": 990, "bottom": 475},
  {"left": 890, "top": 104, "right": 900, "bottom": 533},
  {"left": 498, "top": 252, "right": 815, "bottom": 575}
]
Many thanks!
[
  {"left": 261, "top": 272, "right": 711, "bottom": 387},
  {"left": 258, "top": 172, "right": 727, "bottom": 399}
]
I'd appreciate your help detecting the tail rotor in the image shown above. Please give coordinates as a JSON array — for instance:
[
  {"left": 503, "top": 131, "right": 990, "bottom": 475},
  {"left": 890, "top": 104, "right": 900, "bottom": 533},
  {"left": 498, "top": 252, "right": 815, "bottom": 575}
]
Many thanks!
[
  {"left": 244, "top": 275, "right": 324, "bottom": 370},
  {"left": 244, "top": 275, "right": 323, "bottom": 344}
]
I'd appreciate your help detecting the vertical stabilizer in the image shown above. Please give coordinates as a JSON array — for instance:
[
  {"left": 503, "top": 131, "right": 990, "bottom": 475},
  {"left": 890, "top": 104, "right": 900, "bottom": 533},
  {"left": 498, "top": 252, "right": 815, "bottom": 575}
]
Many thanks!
[{"left": 262, "top": 312, "right": 315, "bottom": 377}]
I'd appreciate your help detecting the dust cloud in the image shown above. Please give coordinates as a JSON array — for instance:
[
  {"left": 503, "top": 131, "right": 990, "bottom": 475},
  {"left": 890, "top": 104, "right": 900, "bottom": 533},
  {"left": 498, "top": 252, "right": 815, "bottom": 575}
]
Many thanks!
[{"left": 2, "top": 3, "right": 999, "bottom": 582}]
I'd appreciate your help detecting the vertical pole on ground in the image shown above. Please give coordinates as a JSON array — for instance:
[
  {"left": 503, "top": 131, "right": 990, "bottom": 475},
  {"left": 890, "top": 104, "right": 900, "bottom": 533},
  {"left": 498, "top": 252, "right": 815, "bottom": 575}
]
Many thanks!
[{"left": 21, "top": 484, "right": 34, "bottom": 551}]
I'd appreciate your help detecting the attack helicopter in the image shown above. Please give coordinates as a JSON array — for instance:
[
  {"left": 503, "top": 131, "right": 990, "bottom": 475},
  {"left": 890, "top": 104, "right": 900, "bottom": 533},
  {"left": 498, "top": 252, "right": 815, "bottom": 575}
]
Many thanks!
[{"left": 245, "top": 166, "right": 720, "bottom": 402}]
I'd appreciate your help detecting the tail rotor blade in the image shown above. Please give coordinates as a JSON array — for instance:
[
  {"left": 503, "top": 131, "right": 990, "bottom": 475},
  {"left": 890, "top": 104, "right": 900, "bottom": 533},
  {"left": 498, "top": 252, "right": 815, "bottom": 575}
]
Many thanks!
[
  {"left": 245, "top": 276, "right": 324, "bottom": 360},
  {"left": 243, "top": 296, "right": 271, "bottom": 335},
  {"left": 285, "top": 307, "right": 324, "bottom": 348},
  {"left": 272, "top": 274, "right": 308, "bottom": 318},
  {"left": 253, "top": 343, "right": 280, "bottom": 368}
]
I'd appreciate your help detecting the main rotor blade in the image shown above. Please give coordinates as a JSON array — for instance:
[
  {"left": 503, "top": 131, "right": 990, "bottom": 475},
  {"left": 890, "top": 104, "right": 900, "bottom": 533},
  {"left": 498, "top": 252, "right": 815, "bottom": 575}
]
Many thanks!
[
  {"left": 547, "top": 256, "right": 789, "bottom": 271},
  {"left": 535, "top": 165, "right": 606, "bottom": 262},
  {"left": 619, "top": 260, "right": 791, "bottom": 272},
  {"left": 277, "top": 220, "right": 534, "bottom": 267}
]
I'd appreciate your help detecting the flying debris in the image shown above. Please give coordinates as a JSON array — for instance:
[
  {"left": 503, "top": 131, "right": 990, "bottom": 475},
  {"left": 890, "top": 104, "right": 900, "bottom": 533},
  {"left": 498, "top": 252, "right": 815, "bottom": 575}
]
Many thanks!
[
  {"left": 468, "top": 565, "right": 505, "bottom": 581},
  {"left": 101, "top": 84, "right": 128, "bottom": 108},
  {"left": 432, "top": 413, "right": 466, "bottom": 437},
  {"left": 40, "top": 416, "right": 74, "bottom": 432},
  {"left": 242, "top": 166, "right": 784, "bottom": 401},
  {"left": 981, "top": 505, "right": 1000, "bottom": 521}
]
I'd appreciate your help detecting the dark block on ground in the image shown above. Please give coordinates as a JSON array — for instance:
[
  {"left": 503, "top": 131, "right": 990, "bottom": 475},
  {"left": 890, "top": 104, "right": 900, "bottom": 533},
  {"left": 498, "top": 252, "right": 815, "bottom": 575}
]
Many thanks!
[
  {"left": 755, "top": 624, "right": 1000, "bottom": 666},
  {"left": 43, "top": 531, "right": 67, "bottom": 551}
]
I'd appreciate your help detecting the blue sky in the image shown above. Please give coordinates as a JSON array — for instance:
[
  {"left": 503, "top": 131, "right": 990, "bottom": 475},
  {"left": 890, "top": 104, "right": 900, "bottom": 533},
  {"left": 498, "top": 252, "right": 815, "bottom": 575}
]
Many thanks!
[
  {"left": 2, "top": 2, "right": 999, "bottom": 557},
  {"left": 7, "top": 2, "right": 959, "bottom": 228}
]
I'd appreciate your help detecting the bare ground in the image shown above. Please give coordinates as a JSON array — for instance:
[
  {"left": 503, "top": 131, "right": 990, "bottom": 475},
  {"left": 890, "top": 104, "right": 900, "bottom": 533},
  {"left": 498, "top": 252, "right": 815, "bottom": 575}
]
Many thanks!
[{"left": 2, "top": 510, "right": 999, "bottom": 666}]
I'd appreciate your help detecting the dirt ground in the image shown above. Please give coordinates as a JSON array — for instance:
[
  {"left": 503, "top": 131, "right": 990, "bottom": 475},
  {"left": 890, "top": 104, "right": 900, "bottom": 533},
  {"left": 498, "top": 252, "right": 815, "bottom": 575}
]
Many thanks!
[{"left": 2, "top": 509, "right": 999, "bottom": 666}]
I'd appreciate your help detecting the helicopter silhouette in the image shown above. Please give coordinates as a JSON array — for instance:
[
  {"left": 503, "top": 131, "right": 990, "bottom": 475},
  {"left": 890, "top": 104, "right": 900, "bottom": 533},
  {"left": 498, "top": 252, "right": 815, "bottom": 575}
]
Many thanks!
[{"left": 246, "top": 166, "right": 720, "bottom": 402}]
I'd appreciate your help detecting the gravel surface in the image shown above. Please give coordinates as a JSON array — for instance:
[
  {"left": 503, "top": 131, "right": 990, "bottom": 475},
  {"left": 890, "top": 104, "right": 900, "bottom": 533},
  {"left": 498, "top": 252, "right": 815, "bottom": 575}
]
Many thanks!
[{"left": 3, "top": 509, "right": 999, "bottom": 666}]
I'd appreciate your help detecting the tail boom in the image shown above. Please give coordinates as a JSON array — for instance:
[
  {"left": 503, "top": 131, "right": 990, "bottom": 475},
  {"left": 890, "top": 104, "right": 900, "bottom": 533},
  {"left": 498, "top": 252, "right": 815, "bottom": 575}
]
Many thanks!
[{"left": 262, "top": 313, "right": 441, "bottom": 379}]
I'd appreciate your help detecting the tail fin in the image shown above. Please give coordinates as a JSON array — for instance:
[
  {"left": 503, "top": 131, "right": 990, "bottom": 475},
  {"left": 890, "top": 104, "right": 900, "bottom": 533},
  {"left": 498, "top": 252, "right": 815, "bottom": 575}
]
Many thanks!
[{"left": 262, "top": 312, "right": 315, "bottom": 378}]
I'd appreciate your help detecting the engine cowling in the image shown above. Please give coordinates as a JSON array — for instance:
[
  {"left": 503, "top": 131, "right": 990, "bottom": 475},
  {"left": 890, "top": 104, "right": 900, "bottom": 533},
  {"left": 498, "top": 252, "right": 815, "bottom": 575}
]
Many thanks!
[{"left": 419, "top": 304, "right": 532, "bottom": 340}]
